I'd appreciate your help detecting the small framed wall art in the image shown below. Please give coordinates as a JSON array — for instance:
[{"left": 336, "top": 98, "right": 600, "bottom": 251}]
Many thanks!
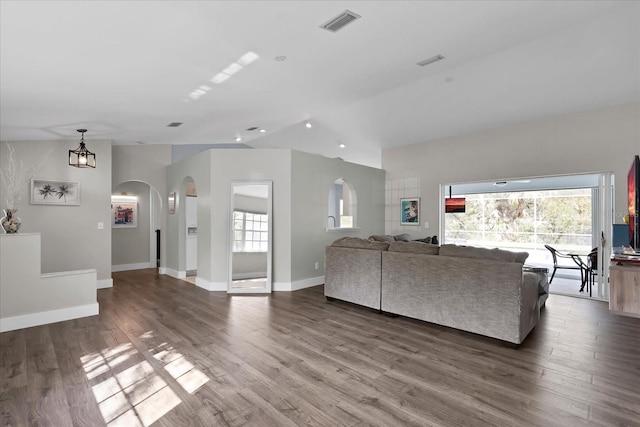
[
  {"left": 31, "top": 179, "right": 80, "bottom": 205},
  {"left": 401, "top": 198, "right": 420, "bottom": 225},
  {"left": 112, "top": 201, "right": 137, "bottom": 228}
]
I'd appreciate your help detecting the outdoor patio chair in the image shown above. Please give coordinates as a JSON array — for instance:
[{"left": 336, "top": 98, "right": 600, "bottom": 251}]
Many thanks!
[{"left": 544, "top": 244, "right": 584, "bottom": 284}]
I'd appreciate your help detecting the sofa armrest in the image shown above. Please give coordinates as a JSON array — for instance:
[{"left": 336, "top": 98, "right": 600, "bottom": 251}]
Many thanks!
[
  {"left": 521, "top": 272, "right": 541, "bottom": 338},
  {"left": 324, "top": 246, "right": 382, "bottom": 310}
]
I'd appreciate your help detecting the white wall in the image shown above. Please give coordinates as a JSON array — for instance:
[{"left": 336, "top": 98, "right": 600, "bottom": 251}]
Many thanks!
[
  {"left": 0, "top": 139, "right": 112, "bottom": 282},
  {"left": 382, "top": 102, "right": 640, "bottom": 238},
  {"left": 112, "top": 181, "right": 151, "bottom": 269},
  {"left": 290, "top": 150, "right": 386, "bottom": 282}
]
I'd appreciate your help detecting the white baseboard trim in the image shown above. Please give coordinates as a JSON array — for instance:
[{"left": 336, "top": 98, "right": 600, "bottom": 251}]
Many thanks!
[
  {"left": 159, "top": 268, "right": 186, "bottom": 279},
  {"left": 274, "top": 276, "right": 324, "bottom": 292},
  {"left": 292, "top": 276, "right": 324, "bottom": 291},
  {"left": 195, "top": 278, "right": 227, "bottom": 291},
  {"left": 0, "top": 303, "right": 99, "bottom": 333},
  {"left": 232, "top": 271, "right": 267, "bottom": 280},
  {"left": 97, "top": 278, "right": 113, "bottom": 289},
  {"left": 112, "top": 262, "right": 154, "bottom": 272}
]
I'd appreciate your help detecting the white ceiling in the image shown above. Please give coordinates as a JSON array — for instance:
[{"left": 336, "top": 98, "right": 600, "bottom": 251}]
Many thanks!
[{"left": 1, "top": 1, "right": 639, "bottom": 168}]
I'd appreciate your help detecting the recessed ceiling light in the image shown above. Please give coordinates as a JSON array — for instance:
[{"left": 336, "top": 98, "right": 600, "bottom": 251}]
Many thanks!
[
  {"left": 338, "top": 143, "right": 346, "bottom": 148},
  {"left": 235, "top": 137, "right": 242, "bottom": 142},
  {"left": 305, "top": 122, "right": 312, "bottom": 128},
  {"left": 260, "top": 129, "right": 266, "bottom": 133}
]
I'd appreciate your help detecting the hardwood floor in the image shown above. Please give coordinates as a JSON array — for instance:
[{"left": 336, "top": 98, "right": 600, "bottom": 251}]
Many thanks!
[{"left": 1, "top": 268, "right": 639, "bottom": 426}]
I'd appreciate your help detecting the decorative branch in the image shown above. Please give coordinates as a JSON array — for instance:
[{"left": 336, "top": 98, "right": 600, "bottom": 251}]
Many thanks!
[{"left": 0, "top": 142, "right": 52, "bottom": 209}]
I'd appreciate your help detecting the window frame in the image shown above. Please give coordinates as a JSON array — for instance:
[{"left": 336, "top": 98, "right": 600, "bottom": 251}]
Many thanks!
[{"left": 232, "top": 209, "right": 269, "bottom": 253}]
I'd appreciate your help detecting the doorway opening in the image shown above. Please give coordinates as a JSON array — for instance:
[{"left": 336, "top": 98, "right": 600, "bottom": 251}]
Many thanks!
[
  {"left": 111, "top": 180, "right": 162, "bottom": 273},
  {"left": 442, "top": 173, "right": 613, "bottom": 300}
]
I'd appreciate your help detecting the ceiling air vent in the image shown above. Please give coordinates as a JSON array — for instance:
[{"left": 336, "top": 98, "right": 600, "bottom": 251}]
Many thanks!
[
  {"left": 246, "top": 126, "right": 259, "bottom": 131},
  {"left": 167, "top": 122, "right": 183, "bottom": 127},
  {"left": 320, "top": 10, "right": 361, "bottom": 33},
  {"left": 417, "top": 55, "right": 445, "bottom": 67}
]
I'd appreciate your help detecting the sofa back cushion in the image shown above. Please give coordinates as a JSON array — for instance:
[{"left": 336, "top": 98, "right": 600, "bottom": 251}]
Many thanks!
[
  {"left": 368, "top": 235, "right": 395, "bottom": 243},
  {"left": 393, "top": 233, "right": 412, "bottom": 242},
  {"left": 439, "top": 244, "right": 528, "bottom": 264},
  {"left": 332, "top": 237, "right": 390, "bottom": 251},
  {"left": 388, "top": 241, "right": 440, "bottom": 255}
]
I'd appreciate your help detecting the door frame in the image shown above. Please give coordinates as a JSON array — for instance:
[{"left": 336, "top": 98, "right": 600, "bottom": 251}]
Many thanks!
[{"left": 227, "top": 180, "right": 273, "bottom": 294}]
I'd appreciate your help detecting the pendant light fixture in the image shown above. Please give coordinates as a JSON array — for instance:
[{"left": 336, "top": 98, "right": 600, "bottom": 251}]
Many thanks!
[{"left": 69, "top": 129, "right": 96, "bottom": 168}]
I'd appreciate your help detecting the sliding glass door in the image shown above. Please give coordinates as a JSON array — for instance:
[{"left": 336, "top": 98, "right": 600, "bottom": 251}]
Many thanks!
[{"left": 440, "top": 173, "right": 613, "bottom": 300}]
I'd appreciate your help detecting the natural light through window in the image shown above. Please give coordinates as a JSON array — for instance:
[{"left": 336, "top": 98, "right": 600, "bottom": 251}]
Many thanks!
[
  {"left": 328, "top": 178, "right": 356, "bottom": 228},
  {"left": 233, "top": 210, "right": 268, "bottom": 252},
  {"left": 81, "top": 331, "right": 210, "bottom": 426},
  {"left": 444, "top": 189, "right": 593, "bottom": 263}
]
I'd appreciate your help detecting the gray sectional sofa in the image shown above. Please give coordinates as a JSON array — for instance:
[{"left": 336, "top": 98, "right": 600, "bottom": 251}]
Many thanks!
[{"left": 324, "top": 237, "right": 543, "bottom": 344}]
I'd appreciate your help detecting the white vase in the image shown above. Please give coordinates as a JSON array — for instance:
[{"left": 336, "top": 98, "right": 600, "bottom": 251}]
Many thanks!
[{"left": 1, "top": 208, "right": 21, "bottom": 233}]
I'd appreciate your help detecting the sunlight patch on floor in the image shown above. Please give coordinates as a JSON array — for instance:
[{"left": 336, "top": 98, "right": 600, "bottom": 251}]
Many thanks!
[{"left": 81, "top": 330, "right": 210, "bottom": 426}]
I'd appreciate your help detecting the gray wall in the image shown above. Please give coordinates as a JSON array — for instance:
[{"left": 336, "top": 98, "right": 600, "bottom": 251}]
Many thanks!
[
  {"left": 211, "top": 150, "right": 292, "bottom": 285},
  {"left": 165, "top": 149, "right": 291, "bottom": 286},
  {"left": 166, "top": 149, "right": 212, "bottom": 277},
  {"left": 290, "top": 150, "right": 386, "bottom": 282},
  {"left": 112, "top": 144, "right": 171, "bottom": 269},
  {"left": 382, "top": 101, "right": 640, "bottom": 238},
  {"left": 0, "top": 139, "right": 112, "bottom": 281},
  {"left": 165, "top": 148, "right": 386, "bottom": 288},
  {"left": 112, "top": 181, "right": 151, "bottom": 267}
]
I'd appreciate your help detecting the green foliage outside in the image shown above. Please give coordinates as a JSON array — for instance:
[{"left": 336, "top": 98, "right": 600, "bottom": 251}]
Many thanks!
[{"left": 445, "top": 189, "right": 592, "bottom": 252}]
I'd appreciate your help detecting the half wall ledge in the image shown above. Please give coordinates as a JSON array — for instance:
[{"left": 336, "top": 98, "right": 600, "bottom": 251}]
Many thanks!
[{"left": 0, "top": 233, "right": 99, "bottom": 332}]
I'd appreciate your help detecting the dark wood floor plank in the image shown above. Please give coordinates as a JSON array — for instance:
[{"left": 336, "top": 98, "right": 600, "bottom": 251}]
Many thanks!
[
  {"left": 0, "top": 330, "right": 27, "bottom": 392},
  {"left": 1, "top": 268, "right": 639, "bottom": 427}
]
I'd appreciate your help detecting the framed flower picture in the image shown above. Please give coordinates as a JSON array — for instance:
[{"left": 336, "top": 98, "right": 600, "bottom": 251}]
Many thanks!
[
  {"left": 401, "top": 198, "right": 420, "bottom": 225},
  {"left": 31, "top": 179, "right": 80, "bottom": 205}
]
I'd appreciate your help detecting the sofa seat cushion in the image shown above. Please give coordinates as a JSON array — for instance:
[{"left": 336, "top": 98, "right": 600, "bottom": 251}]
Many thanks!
[
  {"left": 332, "top": 237, "right": 390, "bottom": 251},
  {"left": 388, "top": 241, "right": 440, "bottom": 255},
  {"left": 439, "top": 244, "right": 528, "bottom": 264}
]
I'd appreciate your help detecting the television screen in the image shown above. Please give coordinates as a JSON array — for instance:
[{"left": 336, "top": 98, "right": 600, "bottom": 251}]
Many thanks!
[{"left": 628, "top": 155, "right": 640, "bottom": 249}]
